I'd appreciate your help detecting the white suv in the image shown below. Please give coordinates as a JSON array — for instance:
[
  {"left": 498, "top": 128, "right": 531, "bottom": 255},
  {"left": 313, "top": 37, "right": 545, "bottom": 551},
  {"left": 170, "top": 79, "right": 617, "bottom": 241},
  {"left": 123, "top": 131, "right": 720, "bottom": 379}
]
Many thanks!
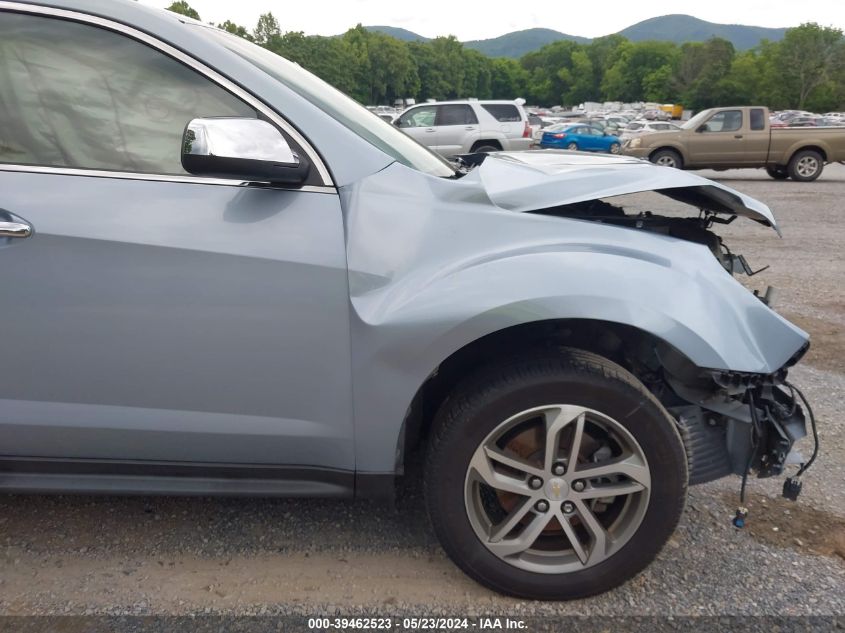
[{"left": 395, "top": 100, "right": 533, "bottom": 158}]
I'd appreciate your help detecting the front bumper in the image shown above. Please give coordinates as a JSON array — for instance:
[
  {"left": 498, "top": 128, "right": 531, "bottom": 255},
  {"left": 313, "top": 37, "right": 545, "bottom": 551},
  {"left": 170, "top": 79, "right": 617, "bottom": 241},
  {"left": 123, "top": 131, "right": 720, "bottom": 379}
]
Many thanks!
[{"left": 621, "top": 143, "right": 651, "bottom": 159}]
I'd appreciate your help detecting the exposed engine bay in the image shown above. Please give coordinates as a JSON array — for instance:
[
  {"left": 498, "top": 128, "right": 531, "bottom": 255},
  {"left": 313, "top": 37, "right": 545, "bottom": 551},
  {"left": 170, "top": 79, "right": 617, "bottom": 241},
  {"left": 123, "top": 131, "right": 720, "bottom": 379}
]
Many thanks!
[{"left": 534, "top": 198, "right": 771, "bottom": 283}]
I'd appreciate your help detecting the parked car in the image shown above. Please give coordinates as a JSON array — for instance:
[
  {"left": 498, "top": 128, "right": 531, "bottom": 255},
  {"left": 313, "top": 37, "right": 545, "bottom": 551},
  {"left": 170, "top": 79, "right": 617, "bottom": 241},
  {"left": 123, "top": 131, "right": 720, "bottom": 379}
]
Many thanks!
[
  {"left": 622, "top": 105, "right": 845, "bottom": 180},
  {"left": 604, "top": 115, "right": 631, "bottom": 128},
  {"left": 619, "top": 120, "right": 680, "bottom": 140},
  {"left": 540, "top": 124, "right": 622, "bottom": 153},
  {"left": 395, "top": 99, "right": 532, "bottom": 158},
  {"left": 527, "top": 113, "right": 544, "bottom": 141},
  {"left": 787, "top": 116, "right": 826, "bottom": 127},
  {"left": 0, "top": 0, "right": 818, "bottom": 602},
  {"left": 770, "top": 110, "right": 814, "bottom": 127},
  {"left": 642, "top": 109, "right": 672, "bottom": 121}
]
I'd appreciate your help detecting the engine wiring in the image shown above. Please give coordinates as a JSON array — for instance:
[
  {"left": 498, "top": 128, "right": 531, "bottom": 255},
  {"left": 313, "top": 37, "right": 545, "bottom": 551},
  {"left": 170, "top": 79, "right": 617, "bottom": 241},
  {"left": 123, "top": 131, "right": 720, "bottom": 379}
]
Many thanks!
[{"left": 734, "top": 382, "right": 819, "bottom": 527}]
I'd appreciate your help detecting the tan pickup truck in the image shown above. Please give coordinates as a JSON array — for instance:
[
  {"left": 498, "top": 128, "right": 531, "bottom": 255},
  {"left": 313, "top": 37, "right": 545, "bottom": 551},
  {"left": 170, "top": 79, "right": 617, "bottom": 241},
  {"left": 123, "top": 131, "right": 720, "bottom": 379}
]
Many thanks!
[{"left": 622, "top": 106, "right": 845, "bottom": 181}]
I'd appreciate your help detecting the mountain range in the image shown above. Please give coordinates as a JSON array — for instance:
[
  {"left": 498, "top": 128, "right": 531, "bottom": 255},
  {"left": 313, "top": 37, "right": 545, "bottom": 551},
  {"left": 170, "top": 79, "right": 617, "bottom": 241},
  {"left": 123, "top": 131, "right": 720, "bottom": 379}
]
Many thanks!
[{"left": 363, "top": 15, "right": 788, "bottom": 58}]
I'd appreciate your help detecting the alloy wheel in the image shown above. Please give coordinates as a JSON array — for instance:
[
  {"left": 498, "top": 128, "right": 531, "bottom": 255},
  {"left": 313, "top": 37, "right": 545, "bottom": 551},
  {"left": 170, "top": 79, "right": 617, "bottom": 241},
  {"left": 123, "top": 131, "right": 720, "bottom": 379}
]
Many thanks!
[
  {"left": 464, "top": 405, "right": 651, "bottom": 574},
  {"left": 796, "top": 156, "right": 820, "bottom": 178}
]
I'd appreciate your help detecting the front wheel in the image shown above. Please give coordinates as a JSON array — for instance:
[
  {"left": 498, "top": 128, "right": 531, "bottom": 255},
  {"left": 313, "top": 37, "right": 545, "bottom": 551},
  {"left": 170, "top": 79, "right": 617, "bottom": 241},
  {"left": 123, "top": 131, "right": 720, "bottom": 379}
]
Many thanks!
[
  {"left": 424, "top": 349, "right": 688, "bottom": 600},
  {"left": 650, "top": 149, "right": 682, "bottom": 169},
  {"left": 787, "top": 150, "right": 824, "bottom": 181}
]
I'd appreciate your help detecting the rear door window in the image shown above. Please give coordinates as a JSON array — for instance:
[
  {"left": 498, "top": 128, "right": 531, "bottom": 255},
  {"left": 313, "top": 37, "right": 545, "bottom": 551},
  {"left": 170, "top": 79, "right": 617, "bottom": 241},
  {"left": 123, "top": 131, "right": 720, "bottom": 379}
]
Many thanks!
[
  {"left": 436, "top": 104, "right": 478, "bottom": 126},
  {"left": 750, "top": 108, "right": 766, "bottom": 131},
  {"left": 481, "top": 104, "right": 521, "bottom": 122}
]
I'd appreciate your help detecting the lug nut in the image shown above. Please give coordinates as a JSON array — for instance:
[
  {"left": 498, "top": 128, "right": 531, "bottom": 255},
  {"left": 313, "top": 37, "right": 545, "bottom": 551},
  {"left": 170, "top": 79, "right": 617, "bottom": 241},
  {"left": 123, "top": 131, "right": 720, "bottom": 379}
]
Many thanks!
[
  {"left": 572, "top": 480, "right": 586, "bottom": 492},
  {"left": 535, "top": 500, "right": 549, "bottom": 513},
  {"left": 562, "top": 501, "right": 575, "bottom": 514},
  {"left": 529, "top": 476, "right": 543, "bottom": 490},
  {"left": 552, "top": 462, "right": 566, "bottom": 476}
]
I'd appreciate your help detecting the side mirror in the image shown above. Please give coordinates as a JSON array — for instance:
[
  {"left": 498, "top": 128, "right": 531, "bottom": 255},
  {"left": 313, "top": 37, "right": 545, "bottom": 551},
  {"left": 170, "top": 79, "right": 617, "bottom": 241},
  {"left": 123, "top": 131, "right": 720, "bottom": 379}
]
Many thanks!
[
  {"left": 696, "top": 125, "right": 707, "bottom": 133},
  {"left": 181, "top": 118, "right": 309, "bottom": 185}
]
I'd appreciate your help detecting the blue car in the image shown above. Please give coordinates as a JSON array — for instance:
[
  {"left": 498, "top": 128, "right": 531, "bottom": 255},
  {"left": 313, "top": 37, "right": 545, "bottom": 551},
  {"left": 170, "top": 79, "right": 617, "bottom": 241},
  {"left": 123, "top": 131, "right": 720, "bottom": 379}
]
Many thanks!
[{"left": 541, "top": 124, "right": 622, "bottom": 153}]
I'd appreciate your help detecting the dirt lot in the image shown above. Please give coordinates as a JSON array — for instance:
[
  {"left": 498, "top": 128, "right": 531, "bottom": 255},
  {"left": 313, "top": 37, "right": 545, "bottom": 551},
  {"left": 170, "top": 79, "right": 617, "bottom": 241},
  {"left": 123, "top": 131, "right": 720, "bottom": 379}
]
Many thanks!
[{"left": 0, "top": 164, "right": 843, "bottom": 618}]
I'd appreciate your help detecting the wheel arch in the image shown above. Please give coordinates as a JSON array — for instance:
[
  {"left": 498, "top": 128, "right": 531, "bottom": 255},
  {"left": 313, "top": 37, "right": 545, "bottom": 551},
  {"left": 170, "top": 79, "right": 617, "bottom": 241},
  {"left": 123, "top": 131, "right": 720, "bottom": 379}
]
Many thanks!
[
  {"left": 786, "top": 144, "right": 828, "bottom": 163},
  {"left": 395, "top": 318, "right": 694, "bottom": 474},
  {"left": 648, "top": 145, "right": 687, "bottom": 165},
  {"left": 471, "top": 139, "right": 504, "bottom": 151}
]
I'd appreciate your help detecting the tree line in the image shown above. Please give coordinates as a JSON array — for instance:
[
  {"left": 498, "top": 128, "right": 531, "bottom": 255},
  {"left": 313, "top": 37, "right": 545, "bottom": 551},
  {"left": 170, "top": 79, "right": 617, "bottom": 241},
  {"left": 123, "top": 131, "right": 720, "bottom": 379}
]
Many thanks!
[{"left": 167, "top": 1, "right": 845, "bottom": 111}]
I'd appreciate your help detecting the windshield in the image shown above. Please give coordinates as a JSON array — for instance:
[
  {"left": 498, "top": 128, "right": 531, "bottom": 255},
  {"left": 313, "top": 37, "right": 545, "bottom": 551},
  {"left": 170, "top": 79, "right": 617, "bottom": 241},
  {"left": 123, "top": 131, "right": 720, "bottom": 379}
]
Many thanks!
[
  {"left": 200, "top": 28, "right": 455, "bottom": 178},
  {"left": 681, "top": 108, "right": 715, "bottom": 130}
]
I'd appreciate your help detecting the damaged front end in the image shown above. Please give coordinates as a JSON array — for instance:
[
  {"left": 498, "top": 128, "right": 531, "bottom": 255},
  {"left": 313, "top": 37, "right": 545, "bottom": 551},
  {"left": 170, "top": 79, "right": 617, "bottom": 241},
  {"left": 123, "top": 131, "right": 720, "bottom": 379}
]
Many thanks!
[
  {"left": 657, "top": 342, "right": 817, "bottom": 502},
  {"left": 462, "top": 151, "right": 820, "bottom": 508}
]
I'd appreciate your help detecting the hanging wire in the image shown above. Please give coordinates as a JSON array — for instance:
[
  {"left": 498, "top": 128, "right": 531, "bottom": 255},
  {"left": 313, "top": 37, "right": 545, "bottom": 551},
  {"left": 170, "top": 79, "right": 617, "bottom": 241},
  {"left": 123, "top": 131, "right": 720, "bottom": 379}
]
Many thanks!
[{"left": 785, "top": 381, "right": 818, "bottom": 478}]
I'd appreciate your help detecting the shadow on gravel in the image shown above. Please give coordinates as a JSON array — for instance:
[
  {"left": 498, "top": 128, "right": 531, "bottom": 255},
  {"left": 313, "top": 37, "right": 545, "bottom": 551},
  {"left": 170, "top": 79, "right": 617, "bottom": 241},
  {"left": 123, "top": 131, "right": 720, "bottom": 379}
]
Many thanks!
[
  {"left": 0, "top": 466, "right": 436, "bottom": 557},
  {"left": 720, "top": 490, "right": 845, "bottom": 560}
]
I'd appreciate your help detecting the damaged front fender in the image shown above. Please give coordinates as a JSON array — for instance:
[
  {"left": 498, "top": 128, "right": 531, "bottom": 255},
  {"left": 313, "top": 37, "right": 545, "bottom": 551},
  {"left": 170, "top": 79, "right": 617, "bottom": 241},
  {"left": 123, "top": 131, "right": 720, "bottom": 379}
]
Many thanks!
[{"left": 341, "top": 161, "right": 808, "bottom": 473}]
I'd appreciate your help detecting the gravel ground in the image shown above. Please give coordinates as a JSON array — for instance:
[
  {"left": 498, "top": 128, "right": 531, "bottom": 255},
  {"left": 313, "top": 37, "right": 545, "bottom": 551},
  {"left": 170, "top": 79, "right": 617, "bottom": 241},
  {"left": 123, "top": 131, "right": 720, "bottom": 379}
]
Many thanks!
[{"left": 0, "top": 164, "right": 843, "bottom": 618}]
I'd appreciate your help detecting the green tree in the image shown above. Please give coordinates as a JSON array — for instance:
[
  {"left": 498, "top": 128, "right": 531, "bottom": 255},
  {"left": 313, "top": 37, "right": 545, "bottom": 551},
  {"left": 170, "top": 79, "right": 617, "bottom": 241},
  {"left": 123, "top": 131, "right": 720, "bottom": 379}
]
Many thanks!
[
  {"left": 719, "top": 49, "right": 765, "bottom": 106},
  {"left": 521, "top": 40, "right": 582, "bottom": 105},
  {"left": 672, "top": 38, "right": 736, "bottom": 109},
  {"left": 410, "top": 36, "right": 468, "bottom": 100},
  {"left": 461, "top": 49, "right": 493, "bottom": 99},
  {"left": 564, "top": 49, "right": 594, "bottom": 105},
  {"left": 165, "top": 1, "right": 199, "bottom": 20},
  {"left": 769, "top": 23, "right": 845, "bottom": 109},
  {"left": 219, "top": 20, "right": 253, "bottom": 41},
  {"left": 489, "top": 58, "right": 528, "bottom": 100},
  {"left": 254, "top": 12, "right": 281, "bottom": 47},
  {"left": 586, "top": 34, "right": 628, "bottom": 100},
  {"left": 602, "top": 41, "right": 679, "bottom": 102}
]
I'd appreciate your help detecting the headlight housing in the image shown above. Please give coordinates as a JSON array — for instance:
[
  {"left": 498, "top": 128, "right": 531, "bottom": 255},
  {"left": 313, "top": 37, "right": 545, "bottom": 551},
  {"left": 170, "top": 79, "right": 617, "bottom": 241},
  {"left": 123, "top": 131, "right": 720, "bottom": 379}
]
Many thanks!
[{"left": 628, "top": 137, "right": 642, "bottom": 148}]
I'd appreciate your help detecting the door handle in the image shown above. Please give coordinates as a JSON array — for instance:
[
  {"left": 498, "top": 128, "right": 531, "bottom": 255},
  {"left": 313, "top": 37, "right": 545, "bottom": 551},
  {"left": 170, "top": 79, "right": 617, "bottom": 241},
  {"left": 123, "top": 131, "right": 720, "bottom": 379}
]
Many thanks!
[
  {"left": 425, "top": 128, "right": 436, "bottom": 133},
  {"left": 0, "top": 221, "right": 32, "bottom": 238},
  {"left": 465, "top": 126, "right": 476, "bottom": 130},
  {"left": 734, "top": 134, "right": 744, "bottom": 139}
]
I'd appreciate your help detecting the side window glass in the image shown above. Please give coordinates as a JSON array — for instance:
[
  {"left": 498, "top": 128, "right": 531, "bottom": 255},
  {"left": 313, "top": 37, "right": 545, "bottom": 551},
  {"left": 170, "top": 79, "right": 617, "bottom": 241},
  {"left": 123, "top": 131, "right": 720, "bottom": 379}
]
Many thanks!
[
  {"left": 436, "top": 104, "right": 478, "bottom": 126},
  {"left": 750, "top": 109, "right": 765, "bottom": 131},
  {"left": 0, "top": 12, "right": 257, "bottom": 175},
  {"left": 399, "top": 107, "right": 436, "bottom": 128},
  {"left": 481, "top": 104, "right": 521, "bottom": 122},
  {"left": 704, "top": 110, "right": 743, "bottom": 133}
]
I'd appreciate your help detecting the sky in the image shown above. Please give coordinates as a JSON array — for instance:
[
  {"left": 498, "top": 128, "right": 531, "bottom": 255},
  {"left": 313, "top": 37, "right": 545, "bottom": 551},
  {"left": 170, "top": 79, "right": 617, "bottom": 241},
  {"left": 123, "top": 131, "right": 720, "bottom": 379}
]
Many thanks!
[{"left": 139, "top": 0, "right": 845, "bottom": 41}]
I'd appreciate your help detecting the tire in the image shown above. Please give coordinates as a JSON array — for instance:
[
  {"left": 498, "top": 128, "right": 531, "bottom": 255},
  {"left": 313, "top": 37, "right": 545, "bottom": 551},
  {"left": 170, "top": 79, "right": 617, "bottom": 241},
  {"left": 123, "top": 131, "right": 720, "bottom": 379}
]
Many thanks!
[
  {"left": 566, "top": 142, "right": 578, "bottom": 151},
  {"left": 766, "top": 166, "right": 789, "bottom": 180},
  {"left": 609, "top": 142, "right": 621, "bottom": 154},
  {"left": 650, "top": 149, "right": 682, "bottom": 169},
  {"left": 472, "top": 144, "right": 500, "bottom": 153},
  {"left": 787, "top": 150, "right": 824, "bottom": 181},
  {"left": 424, "top": 348, "right": 687, "bottom": 600}
]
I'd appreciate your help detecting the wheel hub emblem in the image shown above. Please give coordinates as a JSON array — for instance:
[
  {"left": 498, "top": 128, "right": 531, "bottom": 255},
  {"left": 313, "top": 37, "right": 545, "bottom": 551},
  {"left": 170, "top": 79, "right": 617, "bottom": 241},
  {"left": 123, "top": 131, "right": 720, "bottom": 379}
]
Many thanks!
[{"left": 544, "top": 477, "right": 568, "bottom": 501}]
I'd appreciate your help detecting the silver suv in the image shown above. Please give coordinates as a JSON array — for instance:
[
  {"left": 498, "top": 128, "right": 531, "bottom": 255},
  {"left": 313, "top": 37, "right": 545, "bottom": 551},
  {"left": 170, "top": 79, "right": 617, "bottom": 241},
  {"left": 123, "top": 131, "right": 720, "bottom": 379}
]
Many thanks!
[
  {"left": 395, "top": 100, "right": 533, "bottom": 157},
  {"left": 0, "top": 0, "right": 817, "bottom": 601}
]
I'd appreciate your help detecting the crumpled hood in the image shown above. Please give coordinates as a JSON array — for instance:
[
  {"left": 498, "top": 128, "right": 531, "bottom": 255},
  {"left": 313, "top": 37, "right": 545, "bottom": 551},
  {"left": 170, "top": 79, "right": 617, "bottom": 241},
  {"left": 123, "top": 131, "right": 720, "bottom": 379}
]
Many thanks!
[{"left": 462, "top": 151, "right": 779, "bottom": 234}]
